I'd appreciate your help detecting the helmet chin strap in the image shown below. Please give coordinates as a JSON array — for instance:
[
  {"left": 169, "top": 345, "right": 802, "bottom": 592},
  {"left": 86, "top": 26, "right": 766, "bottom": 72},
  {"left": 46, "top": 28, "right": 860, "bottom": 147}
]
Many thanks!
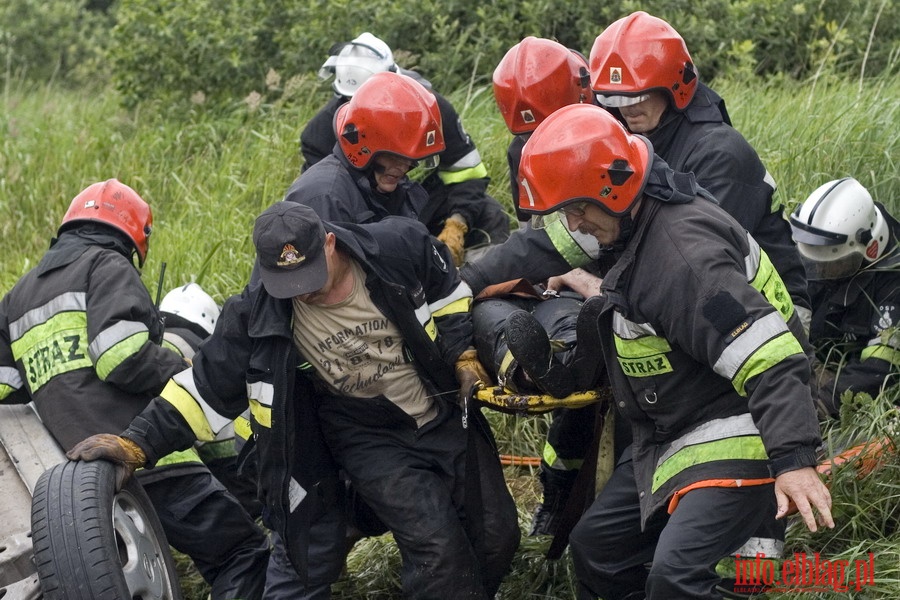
[{"left": 612, "top": 213, "right": 635, "bottom": 250}]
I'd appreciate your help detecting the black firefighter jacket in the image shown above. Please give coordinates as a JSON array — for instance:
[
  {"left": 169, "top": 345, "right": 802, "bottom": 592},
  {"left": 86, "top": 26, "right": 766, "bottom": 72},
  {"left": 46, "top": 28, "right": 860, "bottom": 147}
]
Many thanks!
[
  {"left": 808, "top": 204, "right": 900, "bottom": 406},
  {"left": 595, "top": 189, "right": 821, "bottom": 523},
  {"left": 0, "top": 228, "right": 188, "bottom": 452}
]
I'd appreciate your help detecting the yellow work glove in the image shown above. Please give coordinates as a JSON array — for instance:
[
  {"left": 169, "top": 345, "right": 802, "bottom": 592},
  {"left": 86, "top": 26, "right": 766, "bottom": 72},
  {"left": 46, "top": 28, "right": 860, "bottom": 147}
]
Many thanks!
[
  {"left": 454, "top": 348, "right": 490, "bottom": 407},
  {"left": 437, "top": 215, "right": 468, "bottom": 267},
  {"left": 66, "top": 433, "right": 147, "bottom": 490}
]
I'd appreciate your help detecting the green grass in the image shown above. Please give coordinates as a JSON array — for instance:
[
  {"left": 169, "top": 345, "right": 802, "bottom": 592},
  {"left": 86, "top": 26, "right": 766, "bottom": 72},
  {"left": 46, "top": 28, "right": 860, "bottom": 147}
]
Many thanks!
[{"left": 3, "top": 71, "right": 899, "bottom": 598}]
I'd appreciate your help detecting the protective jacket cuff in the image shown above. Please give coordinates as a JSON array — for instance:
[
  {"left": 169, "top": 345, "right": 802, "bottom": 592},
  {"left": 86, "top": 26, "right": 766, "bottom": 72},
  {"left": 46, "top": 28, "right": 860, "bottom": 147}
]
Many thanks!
[{"left": 769, "top": 446, "right": 819, "bottom": 477}]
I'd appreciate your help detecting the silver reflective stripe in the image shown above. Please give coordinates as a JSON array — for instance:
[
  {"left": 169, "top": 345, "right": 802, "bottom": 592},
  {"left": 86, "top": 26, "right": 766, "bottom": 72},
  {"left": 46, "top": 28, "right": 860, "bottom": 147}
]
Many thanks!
[
  {"left": 657, "top": 413, "right": 760, "bottom": 467},
  {"left": 795, "top": 305, "right": 812, "bottom": 336},
  {"left": 172, "top": 368, "right": 233, "bottom": 435},
  {"left": 163, "top": 332, "right": 195, "bottom": 359},
  {"left": 713, "top": 312, "right": 789, "bottom": 380},
  {"left": 88, "top": 320, "right": 149, "bottom": 362},
  {"left": 428, "top": 280, "right": 473, "bottom": 314},
  {"left": 443, "top": 148, "right": 482, "bottom": 171},
  {"left": 732, "top": 536, "right": 784, "bottom": 559},
  {"left": 415, "top": 303, "right": 431, "bottom": 327},
  {"left": 288, "top": 477, "right": 307, "bottom": 512},
  {"left": 613, "top": 313, "right": 659, "bottom": 340},
  {"left": 0, "top": 366, "right": 23, "bottom": 390},
  {"left": 744, "top": 233, "right": 761, "bottom": 281},
  {"left": 9, "top": 292, "right": 86, "bottom": 340},
  {"left": 247, "top": 380, "right": 275, "bottom": 407},
  {"left": 763, "top": 170, "right": 777, "bottom": 193}
]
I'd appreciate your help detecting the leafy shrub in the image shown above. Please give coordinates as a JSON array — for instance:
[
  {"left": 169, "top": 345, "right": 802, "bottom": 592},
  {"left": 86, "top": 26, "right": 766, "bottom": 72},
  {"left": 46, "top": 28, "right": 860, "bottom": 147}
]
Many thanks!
[
  {"left": 102, "top": 0, "right": 897, "bottom": 109},
  {"left": 0, "top": 0, "right": 113, "bottom": 88}
]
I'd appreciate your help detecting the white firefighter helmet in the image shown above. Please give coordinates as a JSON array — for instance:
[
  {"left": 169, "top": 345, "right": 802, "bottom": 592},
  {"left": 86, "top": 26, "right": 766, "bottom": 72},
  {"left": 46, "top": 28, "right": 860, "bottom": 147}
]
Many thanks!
[
  {"left": 317, "top": 32, "right": 396, "bottom": 97},
  {"left": 160, "top": 282, "right": 220, "bottom": 336},
  {"left": 789, "top": 177, "right": 889, "bottom": 280}
]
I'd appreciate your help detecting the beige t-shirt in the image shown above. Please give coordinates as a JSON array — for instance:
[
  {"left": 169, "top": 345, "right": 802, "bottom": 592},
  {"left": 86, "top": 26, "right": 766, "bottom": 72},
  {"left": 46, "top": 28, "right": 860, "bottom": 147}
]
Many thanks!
[{"left": 292, "top": 260, "right": 437, "bottom": 427}]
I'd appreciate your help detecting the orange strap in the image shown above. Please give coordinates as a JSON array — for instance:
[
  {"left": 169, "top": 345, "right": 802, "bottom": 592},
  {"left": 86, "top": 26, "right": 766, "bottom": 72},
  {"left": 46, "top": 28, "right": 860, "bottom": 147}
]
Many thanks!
[
  {"left": 499, "top": 454, "right": 542, "bottom": 467},
  {"left": 667, "top": 477, "right": 775, "bottom": 514},
  {"left": 474, "top": 278, "right": 544, "bottom": 301},
  {"left": 817, "top": 437, "right": 893, "bottom": 478}
]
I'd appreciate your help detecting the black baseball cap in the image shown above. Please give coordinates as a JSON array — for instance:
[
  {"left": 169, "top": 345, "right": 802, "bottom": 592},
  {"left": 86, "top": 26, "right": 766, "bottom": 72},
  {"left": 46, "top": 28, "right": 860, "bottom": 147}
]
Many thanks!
[{"left": 253, "top": 202, "right": 328, "bottom": 299}]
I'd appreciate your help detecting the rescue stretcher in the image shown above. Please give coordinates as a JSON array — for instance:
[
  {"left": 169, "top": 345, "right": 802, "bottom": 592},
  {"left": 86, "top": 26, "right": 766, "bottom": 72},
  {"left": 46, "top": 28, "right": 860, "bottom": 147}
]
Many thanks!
[{"left": 473, "top": 385, "right": 611, "bottom": 414}]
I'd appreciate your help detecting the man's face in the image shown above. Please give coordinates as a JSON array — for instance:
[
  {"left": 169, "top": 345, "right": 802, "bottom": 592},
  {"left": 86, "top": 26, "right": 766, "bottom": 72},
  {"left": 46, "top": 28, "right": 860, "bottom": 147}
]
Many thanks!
[
  {"left": 617, "top": 91, "right": 668, "bottom": 134},
  {"left": 372, "top": 154, "right": 415, "bottom": 193},
  {"left": 294, "top": 233, "right": 338, "bottom": 305},
  {"left": 560, "top": 202, "right": 625, "bottom": 246}
]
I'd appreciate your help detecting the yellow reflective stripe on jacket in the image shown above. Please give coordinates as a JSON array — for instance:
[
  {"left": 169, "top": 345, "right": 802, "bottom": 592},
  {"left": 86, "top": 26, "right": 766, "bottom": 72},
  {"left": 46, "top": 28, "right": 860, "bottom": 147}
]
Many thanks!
[
  {"left": 155, "top": 446, "right": 203, "bottom": 467},
  {"left": 612, "top": 315, "right": 673, "bottom": 378},
  {"left": 196, "top": 439, "right": 237, "bottom": 461},
  {"left": 247, "top": 381, "right": 273, "bottom": 428},
  {"left": 10, "top": 311, "right": 92, "bottom": 392},
  {"left": 234, "top": 412, "right": 253, "bottom": 441},
  {"left": 249, "top": 398, "right": 272, "bottom": 428},
  {"left": 653, "top": 436, "right": 768, "bottom": 493},
  {"left": 160, "top": 378, "right": 216, "bottom": 442},
  {"left": 438, "top": 151, "right": 488, "bottom": 185},
  {"left": 712, "top": 311, "right": 804, "bottom": 396},
  {"left": 543, "top": 214, "right": 594, "bottom": 268},
  {"left": 92, "top": 322, "right": 150, "bottom": 380},
  {"left": 542, "top": 441, "right": 584, "bottom": 471},
  {"left": 417, "top": 280, "right": 473, "bottom": 342},
  {"left": 8, "top": 292, "right": 86, "bottom": 338},
  {"left": 432, "top": 296, "right": 472, "bottom": 319},
  {"left": 0, "top": 365, "right": 24, "bottom": 400},
  {"left": 171, "top": 369, "right": 234, "bottom": 437},
  {"left": 745, "top": 237, "right": 794, "bottom": 321},
  {"left": 430, "top": 281, "right": 473, "bottom": 315},
  {"left": 862, "top": 344, "right": 900, "bottom": 366}
]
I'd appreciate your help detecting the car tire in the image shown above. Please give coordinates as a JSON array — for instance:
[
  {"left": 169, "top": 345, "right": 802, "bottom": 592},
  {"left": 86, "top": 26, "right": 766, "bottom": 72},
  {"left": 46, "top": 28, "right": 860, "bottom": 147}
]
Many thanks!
[{"left": 30, "top": 460, "right": 183, "bottom": 600}]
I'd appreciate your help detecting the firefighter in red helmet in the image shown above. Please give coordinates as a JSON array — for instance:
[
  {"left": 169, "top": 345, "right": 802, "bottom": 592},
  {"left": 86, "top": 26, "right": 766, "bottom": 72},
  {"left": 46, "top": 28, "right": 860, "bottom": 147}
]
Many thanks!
[
  {"left": 0, "top": 180, "right": 270, "bottom": 599},
  {"left": 517, "top": 104, "right": 832, "bottom": 600}
]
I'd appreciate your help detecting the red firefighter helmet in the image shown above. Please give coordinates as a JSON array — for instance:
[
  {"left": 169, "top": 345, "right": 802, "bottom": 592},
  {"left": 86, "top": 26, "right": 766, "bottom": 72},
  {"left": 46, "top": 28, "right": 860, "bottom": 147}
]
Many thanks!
[
  {"left": 518, "top": 104, "right": 651, "bottom": 216},
  {"left": 60, "top": 179, "right": 153, "bottom": 266},
  {"left": 335, "top": 71, "right": 445, "bottom": 170},
  {"left": 492, "top": 36, "right": 591, "bottom": 135},
  {"left": 590, "top": 11, "right": 698, "bottom": 111}
]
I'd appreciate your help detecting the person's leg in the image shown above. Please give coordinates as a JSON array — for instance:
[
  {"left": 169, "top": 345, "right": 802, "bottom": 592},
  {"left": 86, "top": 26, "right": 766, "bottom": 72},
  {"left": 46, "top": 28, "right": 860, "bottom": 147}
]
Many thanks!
[
  {"left": 264, "top": 526, "right": 346, "bottom": 600},
  {"left": 472, "top": 296, "right": 536, "bottom": 386},
  {"left": 531, "top": 404, "right": 597, "bottom": 536},
  {"left": 568, "top": 447, "right": 665, "bottom": 600},
  {"left": 318, "top": 398, "right": 492, "bottom": 599},
  {"left": 263, "top": 477, "right": 351, "bottom": 600},
  {"left": 141, "top": 469, "right": 270, "bottom": 600},
  {"left": 646, "top": 484, "right": 775, "bottom": 600},
  {"left": 467, "top": 417, "right": 521, "bottom": 595}
]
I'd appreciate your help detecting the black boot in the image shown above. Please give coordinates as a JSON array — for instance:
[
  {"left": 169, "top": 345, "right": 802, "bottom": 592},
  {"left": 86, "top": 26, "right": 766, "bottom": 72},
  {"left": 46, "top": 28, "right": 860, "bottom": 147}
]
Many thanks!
[
  {"left": 505, "top": 309, "right": 576, "bottom": 398},
  {"left": 529, "top": 467, "right": 578, "bottom": 536},
  {"left": 570, "top": 295, "right": 607, "bottom": 390}
]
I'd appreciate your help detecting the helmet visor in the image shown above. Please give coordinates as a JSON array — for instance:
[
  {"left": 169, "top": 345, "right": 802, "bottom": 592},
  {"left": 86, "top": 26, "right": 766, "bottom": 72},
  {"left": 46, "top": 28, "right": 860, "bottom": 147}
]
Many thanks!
[
  {"left": 800, "top": 251, "right": 864, "bottom": 281},
  {"left": 595, "top": 93, "right": 650, "bottom": 108}
]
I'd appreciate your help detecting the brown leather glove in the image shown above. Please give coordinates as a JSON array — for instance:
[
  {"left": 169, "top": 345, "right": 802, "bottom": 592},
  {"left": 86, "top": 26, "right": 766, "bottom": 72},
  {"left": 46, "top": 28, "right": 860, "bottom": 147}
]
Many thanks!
[
  {"left": 437, "top": 215, "right": 468, "bottom": 267},
  {"left": 66, "top": 434, "right": 147, "bottom": 490},
  {"left": 454, "top": 348, "right": 490, "bottom": 406}
]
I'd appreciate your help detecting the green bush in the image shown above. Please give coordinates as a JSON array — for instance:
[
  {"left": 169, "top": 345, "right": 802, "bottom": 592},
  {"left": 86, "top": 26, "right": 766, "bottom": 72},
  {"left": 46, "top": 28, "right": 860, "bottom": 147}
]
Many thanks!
[
  {"left": 0, "top": 0, "right": 113, "bottom": 88},
  {"left": 99, "top": 0, "right": 898, "bottom": 109},
  {"left": 3, "top": 0, "right": 896, "bottom": 106}
]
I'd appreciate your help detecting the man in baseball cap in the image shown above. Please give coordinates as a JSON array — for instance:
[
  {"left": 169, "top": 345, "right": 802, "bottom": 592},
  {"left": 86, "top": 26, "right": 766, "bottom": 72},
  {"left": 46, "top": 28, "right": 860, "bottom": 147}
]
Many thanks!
[
  {"left": 253, "top": 202, "right": 329, "bottom": 299},
  {"left": 69, "top": 200, "right": 520, "bottom": 598}
]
